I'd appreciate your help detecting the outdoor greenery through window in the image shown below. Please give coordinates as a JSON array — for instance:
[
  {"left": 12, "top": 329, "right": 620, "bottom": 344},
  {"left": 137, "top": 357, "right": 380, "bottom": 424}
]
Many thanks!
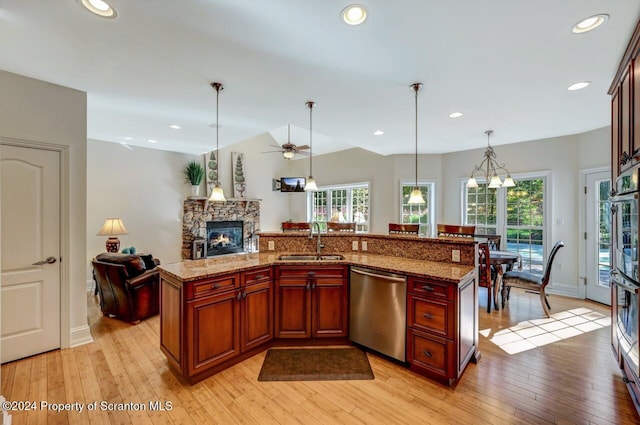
[
  {"left": 308, "top": 183, "right": 369, "bottom": 232},
  {"left": 464, "top": 177, "right": 547, "bottom": 276},
  {"left": 401, "top": 183, "right": 434, "bottom": 236}
]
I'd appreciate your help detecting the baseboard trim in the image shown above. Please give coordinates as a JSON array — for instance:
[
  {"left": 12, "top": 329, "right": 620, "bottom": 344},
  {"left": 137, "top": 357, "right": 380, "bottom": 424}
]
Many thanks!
[{"left": 70, "top": 324, "right": 93, "bottom": 347}]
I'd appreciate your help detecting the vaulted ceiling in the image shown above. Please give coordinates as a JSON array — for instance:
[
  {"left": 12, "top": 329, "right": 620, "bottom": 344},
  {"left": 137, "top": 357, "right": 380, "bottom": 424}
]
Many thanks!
[{"left": 1, "top": 0, "right": 639, "bottom": 156}]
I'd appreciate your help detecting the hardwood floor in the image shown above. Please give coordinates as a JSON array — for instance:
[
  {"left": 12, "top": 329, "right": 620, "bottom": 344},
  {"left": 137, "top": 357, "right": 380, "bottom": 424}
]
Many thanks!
[{"left": 1, "top": 289, "right": 638, "bottom": 424}]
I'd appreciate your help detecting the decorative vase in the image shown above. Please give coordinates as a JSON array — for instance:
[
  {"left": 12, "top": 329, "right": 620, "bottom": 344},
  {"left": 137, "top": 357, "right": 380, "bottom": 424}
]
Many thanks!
[{"left": 191, "top": 185, "right": 200, "bottom": 197}]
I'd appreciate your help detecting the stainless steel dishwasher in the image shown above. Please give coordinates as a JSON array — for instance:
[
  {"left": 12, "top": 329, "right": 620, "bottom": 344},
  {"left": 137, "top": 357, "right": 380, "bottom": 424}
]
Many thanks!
[{"left": 349, "top": 267, "right": 407, "bottom": 362}]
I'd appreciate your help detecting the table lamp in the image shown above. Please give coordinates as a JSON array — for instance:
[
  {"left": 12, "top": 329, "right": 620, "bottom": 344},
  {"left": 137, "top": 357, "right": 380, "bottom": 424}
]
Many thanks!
[{"left": 97, "top": 218, "right": 129, "bottom": 253}]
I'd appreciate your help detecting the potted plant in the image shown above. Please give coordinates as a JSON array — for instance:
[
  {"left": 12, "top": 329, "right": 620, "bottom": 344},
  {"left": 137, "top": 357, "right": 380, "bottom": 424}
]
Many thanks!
[{"left": 183, "top": 160, "right": 205, "bottom": 197}]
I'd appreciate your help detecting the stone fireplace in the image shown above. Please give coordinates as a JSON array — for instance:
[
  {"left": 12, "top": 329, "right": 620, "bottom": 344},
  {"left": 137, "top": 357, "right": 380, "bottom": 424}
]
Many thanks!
[{"left": 182, "top": 198, "right": 260, "bottom": 260}]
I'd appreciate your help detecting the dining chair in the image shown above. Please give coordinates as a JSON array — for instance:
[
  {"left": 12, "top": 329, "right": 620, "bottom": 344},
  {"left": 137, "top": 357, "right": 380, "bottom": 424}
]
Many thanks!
[
  {"left": 477, "top": 243, "right": 494, "bottom": 313},
  {"left": 282, "top": 222, "right": 311, "bottom": 232},
  {"left": 326, "top": 222, "right": 356, "bottom": 232},
  {"left": 486, "top": 235, "right": 501, "bottom": 251},
  {"left": 437, "top": 224, "right": 476, "bottom": 238},
  {"left": 501, "top": 241, "right": 565, "bottom": 317},
  {"left": 388, "top": 223, "right": 420, "bottom": 235}
]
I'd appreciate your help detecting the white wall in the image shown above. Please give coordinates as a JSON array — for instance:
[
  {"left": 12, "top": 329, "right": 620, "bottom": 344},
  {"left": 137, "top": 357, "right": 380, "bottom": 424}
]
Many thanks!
[
  {"left": 0, "top": 70, "right": 89, "bottom": 347},
  {"left": 87, "top": 132, "right": 292, "bottom": 278},
  {"left": 87, "top": 140, "right": 193, "bottom": 278}
]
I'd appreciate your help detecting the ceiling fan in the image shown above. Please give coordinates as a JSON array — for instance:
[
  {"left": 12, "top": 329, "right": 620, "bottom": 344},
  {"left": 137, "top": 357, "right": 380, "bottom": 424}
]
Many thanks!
[{"left": 262, "top": 124, "right": 309, "bottom": 159}]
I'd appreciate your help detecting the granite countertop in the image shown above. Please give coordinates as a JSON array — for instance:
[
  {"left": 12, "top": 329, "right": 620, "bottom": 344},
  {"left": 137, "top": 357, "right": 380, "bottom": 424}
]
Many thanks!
[
  {"left": 159, "top": 252, "right": 475, "bottom": 284},
  {"left": 256, "top": 231, "right": 475, "bottom": 244}
]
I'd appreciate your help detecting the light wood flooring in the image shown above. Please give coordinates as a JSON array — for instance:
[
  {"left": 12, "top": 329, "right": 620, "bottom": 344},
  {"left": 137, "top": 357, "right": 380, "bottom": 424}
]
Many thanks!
[{"left": 1, "top": 289, "right": 639, "bottom": 424}]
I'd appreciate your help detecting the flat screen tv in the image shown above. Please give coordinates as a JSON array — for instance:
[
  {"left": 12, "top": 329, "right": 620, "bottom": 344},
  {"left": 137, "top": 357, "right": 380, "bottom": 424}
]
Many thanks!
[{"left": 280, "top": 177, "right": 306, "bottom": 192}]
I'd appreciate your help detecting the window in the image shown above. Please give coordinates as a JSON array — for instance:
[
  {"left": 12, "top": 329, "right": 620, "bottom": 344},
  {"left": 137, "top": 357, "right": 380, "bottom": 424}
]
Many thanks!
[
  {"left": 400, "top": 182, "right": 435, "bottom": 236},
  {"left": 308, "top": 183, "right": 369, "bottom": 232},
  {"left": 463, "top": 175, "right": 547, "bottom": 276}
]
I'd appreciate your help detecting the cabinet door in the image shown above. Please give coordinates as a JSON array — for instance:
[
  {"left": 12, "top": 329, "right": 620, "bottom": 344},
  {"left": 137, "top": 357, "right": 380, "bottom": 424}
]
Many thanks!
[
  {"left": 612, "top": 91, "right": 621, "bottom": 182},
  {"left": 275, "top": 278, "right": 311, "bottom": 338},
  {"left": 408, "top": 295, "right": 452, "bottom": 338},
  {"left": 312, "top": 277, "right": 347, "bottom": 338},
  {"left": 621, "top": 67, "right": 632, "bottom": 169},
  {"left": 186, "top": 289, "right": 240, "bottom": 376},
  {"left": 407, "top": 328, "right": 453, "bottom": 380},
  {"left": 457, "top": 276, "right": 477, "bottom": 373},
  {"left": 241, "top": 280, "right": 273, "bottom": 351}
]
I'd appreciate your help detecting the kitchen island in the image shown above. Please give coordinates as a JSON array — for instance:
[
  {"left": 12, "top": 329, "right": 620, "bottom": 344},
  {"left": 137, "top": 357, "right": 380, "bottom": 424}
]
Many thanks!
[{"left": 159, "top": 233, "right": 477, "bottom": 386}]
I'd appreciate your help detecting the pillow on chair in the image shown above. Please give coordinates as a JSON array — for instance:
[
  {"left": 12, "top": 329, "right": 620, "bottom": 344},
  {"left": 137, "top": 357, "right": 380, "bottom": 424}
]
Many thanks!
[{"left": 139, "top": 254, "right": 157, "bottom": 270}]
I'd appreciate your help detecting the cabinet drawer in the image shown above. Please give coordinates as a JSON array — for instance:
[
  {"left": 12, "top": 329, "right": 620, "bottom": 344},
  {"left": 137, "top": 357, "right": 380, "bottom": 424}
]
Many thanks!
[
  {"left": 408, "top": 329, "right": 451, "bottom": 376},
  {"left": 277, "top": 265, "right": 347, "bottom": 279},
  {"left": 409, "top": 277, "right": 454, "bottom": 300},
  {"left": 243, "top": 267, "right": 272, "bottom": 286},
  {"left": 409, "top": 296, "right": 451, "bottom": 337},
  {"left": 186, "top": 274, "right": 240, "bottom": 300}
]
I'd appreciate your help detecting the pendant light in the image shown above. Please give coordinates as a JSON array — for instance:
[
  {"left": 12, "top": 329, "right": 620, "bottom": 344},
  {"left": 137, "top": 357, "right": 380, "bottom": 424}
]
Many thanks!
[
  {"left": 209, "top": 82, "right": 227, "bottom": 202},
  {"left": 408, "top": 83, "right": 425, "bottom": 204},
  {"left": 304, "top": 101, "right": 318, "bottom": 191}
]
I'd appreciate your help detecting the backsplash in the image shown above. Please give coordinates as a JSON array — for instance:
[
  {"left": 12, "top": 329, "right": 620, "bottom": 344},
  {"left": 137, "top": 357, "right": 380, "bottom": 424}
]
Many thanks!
[{"left": 257, "top": 233, "right": 475, "bottom": 266}]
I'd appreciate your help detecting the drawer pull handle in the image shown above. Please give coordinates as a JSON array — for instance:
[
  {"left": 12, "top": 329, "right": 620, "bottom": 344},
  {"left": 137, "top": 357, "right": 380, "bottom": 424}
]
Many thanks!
[
  {"left": 254, "top": 274, "right": 264, "bottom": 280},
  {"left": 422, "top": 350, "right": 433, "bottom": 358},
  {"left": 236, "top": 291, "right": 242, "bottom": 301},
  {"left": 306, "top": 282, "right": 311, "bottom": 290},
  {"left": 242, "top": 291, "right": 247, "bottom": 299},
  {"left": 423, "top": 313, "right": 434, "bottom": 320},
  {"left": 212, "top": 283, "right": 222, "bottom": 289},
  {"left": 308, "top": 271, "right": 316, "bottom": 277},
  {"left": 422, "top": 285, "right": 434, "bottom": 292}
]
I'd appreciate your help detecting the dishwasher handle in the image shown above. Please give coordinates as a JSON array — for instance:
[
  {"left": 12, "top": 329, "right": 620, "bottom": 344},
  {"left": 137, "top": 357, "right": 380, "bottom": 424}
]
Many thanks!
[{"left": 350, "top": 267, "right": 406, "bottom": 283}]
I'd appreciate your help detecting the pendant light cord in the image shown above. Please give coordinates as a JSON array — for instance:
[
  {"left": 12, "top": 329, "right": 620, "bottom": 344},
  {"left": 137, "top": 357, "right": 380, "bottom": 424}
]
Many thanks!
[
  {"left": 415, "top": 85, "right": 418, "bottom": 188},
  {"left": 306, "top": 101, "right": 314, "bottom": 176},
  {"left": 211, "top": 82, "right": 223, "bottom": 185}
]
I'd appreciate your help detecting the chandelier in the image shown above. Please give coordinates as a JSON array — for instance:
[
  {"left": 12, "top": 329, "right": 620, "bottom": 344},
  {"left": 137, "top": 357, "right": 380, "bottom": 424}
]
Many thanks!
[
  {"left": 408, "top": 82, "right": 425, "bottom": 204},
  {"left": 466, "top": 130, "right": 515, "bottom": 189}
]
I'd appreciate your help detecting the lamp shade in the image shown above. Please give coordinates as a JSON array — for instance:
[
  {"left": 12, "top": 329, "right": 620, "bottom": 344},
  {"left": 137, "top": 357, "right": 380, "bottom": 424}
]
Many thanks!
[
  {"left": 209, "top": 182, "right": 227, "bottom": 202},
  {"left": 488, "top": 175, "right": 503, "bottom": 188},
  {"left": 304, "top": 177, "right": 318, "bottom": 192},
  {"left": 96, "top": 218, "right": 128, "bottom": 236},
  {"left": 408, "top": 188, "right": 426, "bottom": 204},
  {"left": 502, "top": 176, "right": 516, "bottom": 187},
  {"left": 466, "top": 177, "right": 478, "bottom": 188}
]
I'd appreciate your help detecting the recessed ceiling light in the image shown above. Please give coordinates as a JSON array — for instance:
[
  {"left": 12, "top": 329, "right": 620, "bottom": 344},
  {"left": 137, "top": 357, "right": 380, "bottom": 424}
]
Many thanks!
[
  {"left": 77, "top": 0, "right": 118, "bottom": 19},
  {"left": 449, "top": 112, "right": 463, "bottom": 118},
  {"left": 147, "top": 139, "right": 158, "bottom": 144},
  {"left": 122, "top": 136, "right": 133, "bottom": 140},
  {"left": 169, "top": 124, "right": 181, "bottom": 130},
  {"left": 341, "top": 5, "right": 367, "bottom": 26},
  {"left": 568, "top": 81, "right": 591, "bottom": 91},
  {"left": 572, "top": 14, "right": 608, "bottom": 34},
  {"left": 373, "top": 130, "right": 384, "bottom": 136},
  {"left": 120, "top": 142, "right": 133, "bottom": 151}
]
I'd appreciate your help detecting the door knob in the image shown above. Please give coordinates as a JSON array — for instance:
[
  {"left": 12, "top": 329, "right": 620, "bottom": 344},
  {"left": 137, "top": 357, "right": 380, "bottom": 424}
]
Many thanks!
[{"left": 32, "top": 256, "right": 57, "bottom": 266}]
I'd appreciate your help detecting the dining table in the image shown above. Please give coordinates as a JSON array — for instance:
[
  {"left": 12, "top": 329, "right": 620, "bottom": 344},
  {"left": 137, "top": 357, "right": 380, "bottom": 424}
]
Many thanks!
[{"left": 489, "top": 250, "right": 521, "bottom": 310}]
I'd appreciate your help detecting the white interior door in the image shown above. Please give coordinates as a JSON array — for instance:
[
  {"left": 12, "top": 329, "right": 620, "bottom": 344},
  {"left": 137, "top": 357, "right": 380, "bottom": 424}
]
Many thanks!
[
  {"left": 1, "top": 144, "right": 61, "bottom": 363},
  {"left": 585, "top": 170, "right": 611, "bottom": 305}
]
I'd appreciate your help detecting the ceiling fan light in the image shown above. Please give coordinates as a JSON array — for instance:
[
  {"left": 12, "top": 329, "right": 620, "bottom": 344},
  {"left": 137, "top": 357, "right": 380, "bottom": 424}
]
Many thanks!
[
  {"left": 466, "top": 177, "right": 478, "bottom": 188},
  {"left": 304, "top": 177, "right": 318, "bottom": 192},
  {"left": 283, "top": 150, "right": 295, "bottom": 159},
  {"left": 408, "top": 188, "right": 426, "bottom": 205}
]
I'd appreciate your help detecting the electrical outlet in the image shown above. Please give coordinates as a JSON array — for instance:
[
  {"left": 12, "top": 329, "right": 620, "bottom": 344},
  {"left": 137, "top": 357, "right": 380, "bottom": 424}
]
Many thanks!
[
  {"left": 268, "top": 241, "right": 275, "bottom": 251},
  {"left": 362, "top": 241, "right": 368, "bottom": 251},
  {"left": 352, "top": 240, "right": 358, "bottom": 251},
  {"left": 452, "top": 250, "right": 460, "bottom": 262}
]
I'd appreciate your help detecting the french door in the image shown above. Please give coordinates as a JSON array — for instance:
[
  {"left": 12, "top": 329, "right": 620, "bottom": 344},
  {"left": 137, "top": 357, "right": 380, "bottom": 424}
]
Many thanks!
[{"left": 585, "top": 170, "right": 611, "bottom": 305}]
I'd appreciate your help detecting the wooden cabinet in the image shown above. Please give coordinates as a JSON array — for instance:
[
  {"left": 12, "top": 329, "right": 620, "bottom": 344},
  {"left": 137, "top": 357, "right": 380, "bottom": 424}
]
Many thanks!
[
  {"left": 406, "top": 274, "right": 477, "bottom": 386},
  {"left": 160, "top": 266, "right": 273, "bottom": 383},
  {"left": 275, "top": 265, "right": 348, "bottom": 339}
]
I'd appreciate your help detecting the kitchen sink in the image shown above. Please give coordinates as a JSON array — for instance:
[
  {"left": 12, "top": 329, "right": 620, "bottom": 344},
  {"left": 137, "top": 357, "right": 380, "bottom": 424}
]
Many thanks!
[{"left": 277, "top": 254, "right": 345, "bottom": 261}]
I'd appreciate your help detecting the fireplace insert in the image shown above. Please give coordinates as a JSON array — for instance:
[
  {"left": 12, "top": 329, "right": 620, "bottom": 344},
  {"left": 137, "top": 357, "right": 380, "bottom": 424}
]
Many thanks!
[{"left": 206, "top": 220, "right": 244, "bottom": 256}]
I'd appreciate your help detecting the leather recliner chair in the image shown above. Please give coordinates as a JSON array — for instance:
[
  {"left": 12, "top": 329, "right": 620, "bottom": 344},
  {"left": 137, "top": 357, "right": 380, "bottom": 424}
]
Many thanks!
[{"left": 92, "top": 252, "right": 160, "bottom": 324}]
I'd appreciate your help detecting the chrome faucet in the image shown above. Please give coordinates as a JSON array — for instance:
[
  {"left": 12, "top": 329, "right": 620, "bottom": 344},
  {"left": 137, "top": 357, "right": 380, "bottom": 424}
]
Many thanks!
[{"left": 310, "top": 222, "right": 324, "bottom": 255}]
